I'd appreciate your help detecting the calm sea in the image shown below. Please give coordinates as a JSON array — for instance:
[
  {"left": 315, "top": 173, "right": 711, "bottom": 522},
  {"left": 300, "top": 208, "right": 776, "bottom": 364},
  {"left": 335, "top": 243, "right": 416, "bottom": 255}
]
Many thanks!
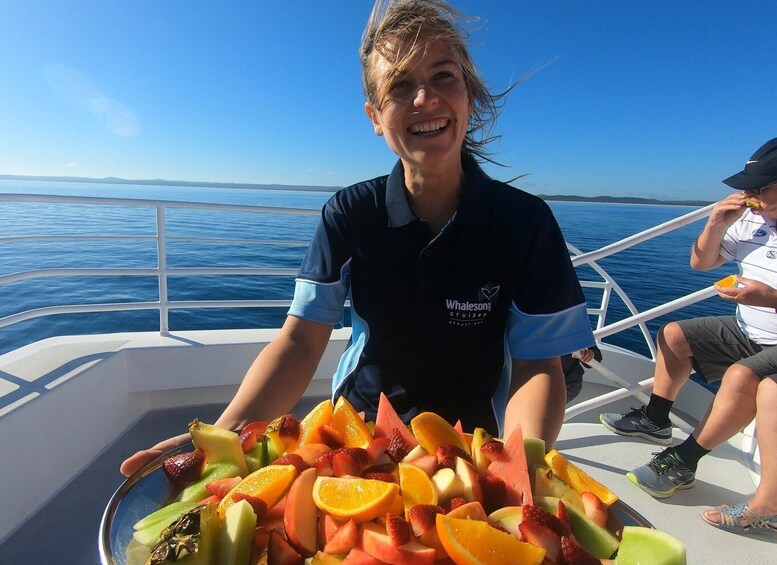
[{"left": 0, "top": 179, "right": 731, "bottom": 365}]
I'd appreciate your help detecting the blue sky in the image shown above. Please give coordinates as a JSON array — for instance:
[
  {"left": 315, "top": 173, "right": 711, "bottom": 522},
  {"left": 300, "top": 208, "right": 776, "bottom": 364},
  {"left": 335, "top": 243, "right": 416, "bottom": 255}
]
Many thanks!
[{"left": 1, "top": 1, "right": 775, "bottom": 201}]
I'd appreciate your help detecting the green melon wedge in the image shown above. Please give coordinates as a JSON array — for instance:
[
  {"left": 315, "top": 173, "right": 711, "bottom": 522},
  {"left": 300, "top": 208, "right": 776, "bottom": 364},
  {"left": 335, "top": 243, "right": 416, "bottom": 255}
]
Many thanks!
[
  {"left": 133, "top": 500, "right": 196, "bottom": 532},
  {"left": 535, "top": 495, "right": 619, "bottom": 559},
  {"left": 615, "top": 526, "right": 686, "bottom": 565},
  {"left": 219, "top": 498, "right": 257, "bottom": 565}
]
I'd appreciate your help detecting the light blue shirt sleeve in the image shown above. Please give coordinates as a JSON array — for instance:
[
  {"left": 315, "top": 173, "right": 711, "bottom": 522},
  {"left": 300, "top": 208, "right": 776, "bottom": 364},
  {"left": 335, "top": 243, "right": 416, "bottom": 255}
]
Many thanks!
[
  {"left": 506, "top": 301, "right": 595, "bottom": 359},
  {"left": 287, "top": 264, "right": 350, "bottom": 327}
]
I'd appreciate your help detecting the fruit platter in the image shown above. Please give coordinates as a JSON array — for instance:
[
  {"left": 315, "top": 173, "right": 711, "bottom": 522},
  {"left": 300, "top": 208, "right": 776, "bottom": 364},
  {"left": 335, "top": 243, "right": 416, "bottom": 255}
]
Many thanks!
[{"left": 100, "top": 394, "right": 687, "bottom": 564}]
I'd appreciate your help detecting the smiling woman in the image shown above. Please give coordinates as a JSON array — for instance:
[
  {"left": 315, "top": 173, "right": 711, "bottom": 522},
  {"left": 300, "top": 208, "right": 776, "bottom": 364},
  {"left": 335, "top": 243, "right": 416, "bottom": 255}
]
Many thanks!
[{"left": 121, "top": 0, "right": 595, "bottom": 487}]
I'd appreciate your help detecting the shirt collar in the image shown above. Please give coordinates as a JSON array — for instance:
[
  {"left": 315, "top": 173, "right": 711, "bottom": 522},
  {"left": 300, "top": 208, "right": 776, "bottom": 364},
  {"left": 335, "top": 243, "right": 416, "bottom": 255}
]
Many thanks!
[{"left": 385, "top": 155, "right": 491, "bottom": 228}]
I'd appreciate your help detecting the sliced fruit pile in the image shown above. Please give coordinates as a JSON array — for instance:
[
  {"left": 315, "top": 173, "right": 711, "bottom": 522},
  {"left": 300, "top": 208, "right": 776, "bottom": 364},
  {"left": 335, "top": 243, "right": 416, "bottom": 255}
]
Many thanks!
[{"left": 133, "top": 393, "right": 686, "bottom": 564}]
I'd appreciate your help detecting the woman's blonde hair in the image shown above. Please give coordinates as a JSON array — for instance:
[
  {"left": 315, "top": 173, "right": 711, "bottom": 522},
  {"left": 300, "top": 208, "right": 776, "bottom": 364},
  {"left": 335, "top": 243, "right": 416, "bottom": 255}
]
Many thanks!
[{"left": 360, "top": 0, "right": 513, "bottom": 163}]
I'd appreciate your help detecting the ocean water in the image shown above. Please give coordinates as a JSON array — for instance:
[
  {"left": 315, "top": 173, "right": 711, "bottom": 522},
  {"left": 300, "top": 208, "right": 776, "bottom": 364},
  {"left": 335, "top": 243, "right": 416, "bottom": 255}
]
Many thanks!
[{"left": 0, "top": 179, "right": 732, "bottom": 362}]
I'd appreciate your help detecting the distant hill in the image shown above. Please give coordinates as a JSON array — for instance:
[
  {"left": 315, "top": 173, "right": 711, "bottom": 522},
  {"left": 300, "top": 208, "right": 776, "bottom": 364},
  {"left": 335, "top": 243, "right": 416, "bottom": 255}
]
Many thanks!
[
  {"left": 0, "top": 173, "right": 339, "bottom": 193},
  {"left": 536, "top": 194, "right": 714, "bottom": 207},
  {"left": 0, "top": 173, "right": 714, "bottom": 206}
]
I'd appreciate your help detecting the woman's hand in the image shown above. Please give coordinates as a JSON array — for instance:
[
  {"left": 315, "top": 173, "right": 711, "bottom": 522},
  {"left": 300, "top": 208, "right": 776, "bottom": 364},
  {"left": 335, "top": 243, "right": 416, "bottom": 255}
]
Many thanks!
[
  {"left": 715, "top": 276, "right": 777, "bottom": 308},
  {"left": 119, "top": 432, "right": 190, "bottom": 477}
]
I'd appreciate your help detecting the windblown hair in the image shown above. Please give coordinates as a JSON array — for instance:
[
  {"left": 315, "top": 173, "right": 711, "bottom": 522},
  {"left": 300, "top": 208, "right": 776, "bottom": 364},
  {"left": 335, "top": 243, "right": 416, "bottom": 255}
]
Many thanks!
[{"left": 360, "top": 0, "right": 514, "bottom": 163}]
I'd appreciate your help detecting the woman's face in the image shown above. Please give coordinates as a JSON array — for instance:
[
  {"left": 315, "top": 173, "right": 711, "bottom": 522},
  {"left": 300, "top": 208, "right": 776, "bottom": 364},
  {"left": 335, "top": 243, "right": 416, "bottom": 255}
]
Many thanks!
[{"left": 364, "top": 39, "right": 472, "bottom": 173}]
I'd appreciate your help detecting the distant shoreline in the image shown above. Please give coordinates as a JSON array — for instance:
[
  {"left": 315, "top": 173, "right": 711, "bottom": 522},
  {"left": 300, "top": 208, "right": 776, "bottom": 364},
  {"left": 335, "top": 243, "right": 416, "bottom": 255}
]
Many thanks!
[{"left": 0, "top": 173, "right": 714, "bottom": 206}]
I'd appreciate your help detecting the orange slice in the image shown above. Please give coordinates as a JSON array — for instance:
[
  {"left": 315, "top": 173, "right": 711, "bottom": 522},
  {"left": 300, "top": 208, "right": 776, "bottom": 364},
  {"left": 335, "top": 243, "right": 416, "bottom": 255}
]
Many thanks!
[
  {"left": 410, "top": 412, "right": 470, "bottom": 455},
  {"left": 398, "top": 462, "right": 438, "bottom": 512},
  {"left": 715, "top": 274, "right": 737, "bottom": 288},
  {"left": 331, "top": 396, "right": 373, "bottom": 448},
  {"left": 544, "top": 449, "right": 618, "bottom": 506},
  {"left": 436, "top": 514, "right": 545, "bottom": 565},
  {"left": 312, "top": 476, "right": 399, "bottom": 523},
  {"left": 293, "top": 398, "right": 334, "bottom": 449},
  {"left": 218, "top": 464, "right": 298, "bottom": 519}
]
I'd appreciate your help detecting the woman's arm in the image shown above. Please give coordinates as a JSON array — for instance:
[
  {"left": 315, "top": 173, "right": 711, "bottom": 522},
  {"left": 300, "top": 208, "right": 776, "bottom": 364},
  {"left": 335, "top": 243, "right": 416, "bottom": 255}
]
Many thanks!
[
  {"left": 215, "top": 316, "right": 333, "bottom": 430},
  {"left": 503, "top": 357, "right": 565, "bottom": 448},
  {"left": 120, "top": 315, "right": 333, "bottom": 476}
]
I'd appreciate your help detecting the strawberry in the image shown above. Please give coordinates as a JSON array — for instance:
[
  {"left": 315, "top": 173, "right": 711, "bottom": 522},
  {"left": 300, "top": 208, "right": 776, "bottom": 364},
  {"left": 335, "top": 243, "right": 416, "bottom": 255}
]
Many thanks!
[
  {"left": 318, "top": 424, "right": 346, "bottom": 448},
  {"left": 479, "top": 474, "right": 506, "bottom": 514},
  {"left": 162, "top": 449, "right": 205, "bottom": 485},
  {"left": 205, "top": 476, "right": 241, "bottom": 499},
  {"left": 277, "top": 414, "right": 301, "bottom": 442},
  {"left": 447, "top": 497, "right": 468, "bottom": 512},
  {"left": 367, "top": 435, "right": 391, "bottom": 464},
  {"left": 362, "top": 462, "right": 395, "bottom": 474},
  {"left": 385, "top": 513, "right": 411, "bottom": 546},
  {"left": 560, "top": 535, "right": 600, "bottom": 565},
  {"left": 556, "top": 500, "right": 573, "bottom": 532},
  {"left": 581, "top": 491, "right": 608, "bottom": 528},
  {"left": 362, "top": 472, "right": 397, "bottom": 483},
  {"left": 435, "top": 444, "right": 471, "bottom": 469},
  {"left": 519, "top": 520, "right": 561, "bottom": 563},
  {"left": 272, "top": 453, "right": 309, "bottom": 474},
  {"left": 239, "top": 421, "right": 268, "bottom": 452},
  {"left": 323, "top": 519, "right": 359, "bottom": 555},
  {"left": 267, "top": 529, "right": 304, "bottom": 565},
  {"left": 332, "top": 450, "right": 361, "bottom": 477},
  {"left": 337, "top": 447, "right": 370, "bottom": 467},
  {"left": 385, "top": 427, "right": 411, "bottom": 461},
  {"left": 522, "top": 504, "right": 571, "bottom": 538},
  {"left": 231, "top": 492, "right": 268, "bottom": 518},
  {"left": 313, "top": 450, "right": 336, "bottom": 476},
  {"left": 407, "top": 504, "right": 445, "bottom": 536},
  {"left": 479, "top": 440, "right": 505, "bottom": 462}
]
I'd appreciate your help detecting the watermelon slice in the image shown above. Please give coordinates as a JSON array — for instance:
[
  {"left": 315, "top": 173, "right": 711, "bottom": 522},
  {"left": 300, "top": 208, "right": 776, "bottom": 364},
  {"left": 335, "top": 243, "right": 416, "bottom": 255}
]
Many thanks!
[
  {"left": 485, "top": 424, "right": 532, "bottom": 506},
  {"left": 374, "top": 392, "right": 419, "bottom": 449}
]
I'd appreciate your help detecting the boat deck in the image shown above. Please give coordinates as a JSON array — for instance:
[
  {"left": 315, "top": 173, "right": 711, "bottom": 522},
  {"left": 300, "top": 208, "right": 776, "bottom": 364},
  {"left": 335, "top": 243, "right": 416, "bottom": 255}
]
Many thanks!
[{"left": 0, "top": 396, "right": 773, "bottom": 564}]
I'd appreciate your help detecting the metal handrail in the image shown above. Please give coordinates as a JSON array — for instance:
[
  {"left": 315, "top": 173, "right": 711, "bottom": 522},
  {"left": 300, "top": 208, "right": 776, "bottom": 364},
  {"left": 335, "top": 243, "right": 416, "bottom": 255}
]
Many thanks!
[{"left": 0, "top": 193, "right": 320, "bottom": 334}]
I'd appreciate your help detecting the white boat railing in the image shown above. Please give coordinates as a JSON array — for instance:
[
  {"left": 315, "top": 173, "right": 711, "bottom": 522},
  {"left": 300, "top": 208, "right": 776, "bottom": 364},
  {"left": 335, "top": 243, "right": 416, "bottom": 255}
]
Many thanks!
[
  {"left": 0, "top": 194, "right": 319, "bottom": 334},
  {"left": 1, "top": 193, "right": 717, "bottom": 421}
]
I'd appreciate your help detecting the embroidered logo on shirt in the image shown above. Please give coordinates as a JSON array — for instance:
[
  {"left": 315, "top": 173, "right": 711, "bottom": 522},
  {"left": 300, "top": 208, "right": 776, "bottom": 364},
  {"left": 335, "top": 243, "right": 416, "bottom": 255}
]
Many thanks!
[
  {"left": 754, "top": 228, "right": 768, "bottom": 238},
  {"left": 446, "top": 284, "right": 500, "bottom": 327},
  {"left": 767, "top": 250, "right": 777, "bottom": 259}
]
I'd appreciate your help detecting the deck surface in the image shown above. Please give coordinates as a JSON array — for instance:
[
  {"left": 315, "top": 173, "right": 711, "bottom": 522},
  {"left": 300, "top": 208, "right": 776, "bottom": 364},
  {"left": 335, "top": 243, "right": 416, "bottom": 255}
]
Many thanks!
[{"left": 1, "top": 397, "right": 774, "bottom": 564}]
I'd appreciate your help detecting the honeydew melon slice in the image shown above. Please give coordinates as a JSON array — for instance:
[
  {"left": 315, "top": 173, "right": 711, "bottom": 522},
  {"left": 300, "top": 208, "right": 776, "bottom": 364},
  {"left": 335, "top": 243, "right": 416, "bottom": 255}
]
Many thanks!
[
  {"left": 219, "top": 498, "right": 258, "bottom": 565},
  {"left": 615, "top": 526, "right": 686, "bottom": 565},
  {"left": 535, "top": 495, "right": 619, "bottom": 559},
  {"left": 133, "top": 501, "right": 196, "bottom": 532}
]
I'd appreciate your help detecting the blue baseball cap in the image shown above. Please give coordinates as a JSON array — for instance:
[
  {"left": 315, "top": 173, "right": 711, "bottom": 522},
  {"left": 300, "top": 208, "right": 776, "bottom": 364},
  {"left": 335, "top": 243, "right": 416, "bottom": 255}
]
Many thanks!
[{"left": 723, "top": 138, "right": 777, "bottom": 191}]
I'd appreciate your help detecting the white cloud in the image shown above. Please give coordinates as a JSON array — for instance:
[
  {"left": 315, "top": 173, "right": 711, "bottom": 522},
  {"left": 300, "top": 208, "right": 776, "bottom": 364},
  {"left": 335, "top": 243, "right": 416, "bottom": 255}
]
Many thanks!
[{"left": 43, "top": 63, "right": 140, "bottom": 137}]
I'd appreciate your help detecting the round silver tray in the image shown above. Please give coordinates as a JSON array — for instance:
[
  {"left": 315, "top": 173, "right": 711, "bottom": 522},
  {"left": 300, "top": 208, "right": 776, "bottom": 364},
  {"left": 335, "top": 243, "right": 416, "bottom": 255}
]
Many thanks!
[{"left": 99, "top": 447, "right": 652, "bottom": 565}]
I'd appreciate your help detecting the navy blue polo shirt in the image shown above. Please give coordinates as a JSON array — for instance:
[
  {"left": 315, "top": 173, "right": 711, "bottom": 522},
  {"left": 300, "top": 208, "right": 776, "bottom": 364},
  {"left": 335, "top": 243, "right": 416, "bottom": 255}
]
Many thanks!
[{"left": 289, "top": 156, "right": 594, "bottom": 436}]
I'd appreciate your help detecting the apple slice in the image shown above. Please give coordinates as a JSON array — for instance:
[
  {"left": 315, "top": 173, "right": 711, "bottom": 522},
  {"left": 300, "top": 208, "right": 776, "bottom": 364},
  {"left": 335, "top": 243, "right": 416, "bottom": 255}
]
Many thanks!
[
  {"left": 488, "top": 506, "right": 523, "bottom": 537},
  {"left": 283, "top": 467, "right": 319, "bottom": 557},
  {"left": 361, "top": 522, "right": 436, "bottom": 565},
  {"left": 454, "top": 457, "right": 483, "bottom": 504},
  {"left": 431, "top": 467, "right": 464, "bottom": 502}
]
